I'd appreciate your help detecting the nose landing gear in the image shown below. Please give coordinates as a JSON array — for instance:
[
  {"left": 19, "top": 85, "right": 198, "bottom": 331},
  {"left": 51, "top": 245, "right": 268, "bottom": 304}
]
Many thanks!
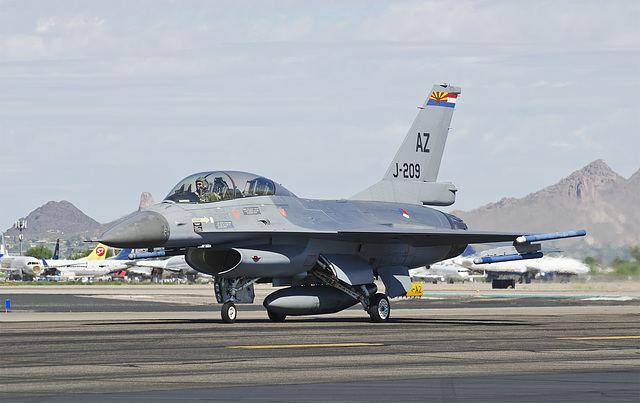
[{"left": 221, "top": 301, "right": 237, "bottom": 323}]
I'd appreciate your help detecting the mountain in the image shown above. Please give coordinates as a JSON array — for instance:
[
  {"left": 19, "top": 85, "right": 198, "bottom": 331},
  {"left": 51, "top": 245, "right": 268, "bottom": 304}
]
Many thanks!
[
  {"left": 4, "top": 201, "right": 101, "bottom": 237},
  {"left": 138, "top": 192, "right": 155, "bottom": 212},
  {"left": 451, "top": 160, "right": 640, "bottom": 260},
  {"left": 2, "top": 193, "right": 156, "bottom": 256}
]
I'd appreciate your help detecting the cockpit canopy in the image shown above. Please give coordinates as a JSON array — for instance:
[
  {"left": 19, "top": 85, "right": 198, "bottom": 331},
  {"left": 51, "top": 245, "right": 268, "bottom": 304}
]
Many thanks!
[{"left": 164, "top": 171, "right": 294, "bottom": 204}]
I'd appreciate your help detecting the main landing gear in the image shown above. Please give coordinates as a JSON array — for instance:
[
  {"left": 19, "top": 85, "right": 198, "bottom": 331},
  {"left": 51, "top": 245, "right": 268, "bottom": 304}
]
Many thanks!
[
  {"left": 368, "top": 293, "right": 390, "bottom": 322},
  {"left": 311, "top": 258, "right": 391, "bottom": 323}
]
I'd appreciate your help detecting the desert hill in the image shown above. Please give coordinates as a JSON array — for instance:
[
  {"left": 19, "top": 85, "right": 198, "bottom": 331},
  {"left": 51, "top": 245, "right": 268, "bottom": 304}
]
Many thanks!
[
  {"left": 3, "top": 194, "right": 155, "bottom": 257},
  {"left": 4, "top": 200, "right": 101, "bottom": 237},
  {"left": 451, "top": 160, "right": 640, "bottom": 260}
]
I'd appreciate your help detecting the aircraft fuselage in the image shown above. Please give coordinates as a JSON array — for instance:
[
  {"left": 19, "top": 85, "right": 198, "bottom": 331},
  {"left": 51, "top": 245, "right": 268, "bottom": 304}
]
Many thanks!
[{"left": 105, "top": 195, "right": 467, "bottom": 279}]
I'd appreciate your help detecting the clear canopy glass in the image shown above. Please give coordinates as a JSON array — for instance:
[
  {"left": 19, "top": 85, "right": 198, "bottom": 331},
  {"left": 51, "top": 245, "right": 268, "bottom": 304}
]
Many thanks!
[{"left": 163, "top": 171, "right": 293, "bottom": 203}]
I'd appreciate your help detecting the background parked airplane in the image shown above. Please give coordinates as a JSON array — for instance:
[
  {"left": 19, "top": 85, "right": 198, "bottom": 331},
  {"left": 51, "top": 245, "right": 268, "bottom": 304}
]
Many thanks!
[
  {"left": 125, "top": 255, "right": 204, "bottom": 282},
  {"left": 41, "top": 241, "right": 131, "bottom": 280},
  {"left": 409, "top": 262, "right": 486, "bottom": 284},
  {"left": 470, "top": 255, "right": 589, "bottom": 288},
  {"left": 414, "top": 246, "right": 589, "bottom": 288},
  {"left": 409, "top": 247, "right": 486, "bottom": 283},
  {"left": 1, "top": 234, "right": 42, "bottom": 280}
]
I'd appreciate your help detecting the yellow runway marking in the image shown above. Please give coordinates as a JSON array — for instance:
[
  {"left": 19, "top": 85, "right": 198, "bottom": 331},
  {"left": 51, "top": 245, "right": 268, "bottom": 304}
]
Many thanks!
[
  {"left": 228, "top": 343, "right": 384, "bottom": 349},
  {"left": 558, "top": 336, "right": 640, "bottom": 340}
]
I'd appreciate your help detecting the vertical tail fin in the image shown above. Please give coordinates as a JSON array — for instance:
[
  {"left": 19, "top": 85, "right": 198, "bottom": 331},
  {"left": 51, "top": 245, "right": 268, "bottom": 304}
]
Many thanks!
[
  {"left": 384, "top": 84, "right": 460, "bottom": 182},
  {"left": 84, "top": 244, "right": 109, "bottom": 260},
  {"left": 350, "top": 84, "right": 460, "bottom": 206},
  {"left": 0, "top": 233, "right": 6, "bottom": 257},
  {"left": 111, "top": 249, "right": 133, "bottom": 260},
  {"left": 52, "top": 239, "right": 60, "bottom": 260}
]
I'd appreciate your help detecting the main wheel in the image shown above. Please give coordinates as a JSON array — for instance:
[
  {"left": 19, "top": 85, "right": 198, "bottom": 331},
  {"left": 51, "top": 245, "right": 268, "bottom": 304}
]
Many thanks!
[
  {"left": 267, "top": 310, "right": 287, "bottom": 322},
  {"left": 368, "top": 293, "right": 390, "bottom": 323},
  {"left": 221, "top": 301, "right": 237, "bottom": 323}
]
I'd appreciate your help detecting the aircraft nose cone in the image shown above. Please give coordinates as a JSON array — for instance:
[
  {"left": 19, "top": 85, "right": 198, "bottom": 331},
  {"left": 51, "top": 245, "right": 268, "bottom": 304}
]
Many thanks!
[{"left": 99, "top": 211, "right": 170, "bottom": 248}]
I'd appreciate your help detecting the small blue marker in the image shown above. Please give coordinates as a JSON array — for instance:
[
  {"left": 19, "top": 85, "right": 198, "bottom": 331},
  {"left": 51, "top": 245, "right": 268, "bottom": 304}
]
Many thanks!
[{"left": 5, "top": 299, "right": 9, "bottom": 312}]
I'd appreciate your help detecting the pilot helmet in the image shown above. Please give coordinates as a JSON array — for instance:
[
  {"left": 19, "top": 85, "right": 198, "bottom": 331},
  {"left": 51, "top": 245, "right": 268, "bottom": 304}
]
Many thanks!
[{"left": 195, "top": 177, "right": 208, "bottom": 191}]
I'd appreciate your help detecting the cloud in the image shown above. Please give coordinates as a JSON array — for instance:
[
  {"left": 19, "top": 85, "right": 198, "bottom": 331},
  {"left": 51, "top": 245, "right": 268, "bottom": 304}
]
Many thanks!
[{"left": 0, "top": 1, "right": 638, "bottom": 230}]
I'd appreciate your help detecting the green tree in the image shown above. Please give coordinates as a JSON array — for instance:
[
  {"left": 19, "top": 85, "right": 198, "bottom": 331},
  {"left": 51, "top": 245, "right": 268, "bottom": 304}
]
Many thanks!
[
  {"left": 629, "top": 245, "right": 640, "bottom": 263},
  {"left": 24, "top": 245, "right": 53, "bottom": 259},
  {"left": 583, "top": 256, "right": 600, "bottom": 274},
  {"left": 613, "top": 261, "right": 640, "bottom": 276}
]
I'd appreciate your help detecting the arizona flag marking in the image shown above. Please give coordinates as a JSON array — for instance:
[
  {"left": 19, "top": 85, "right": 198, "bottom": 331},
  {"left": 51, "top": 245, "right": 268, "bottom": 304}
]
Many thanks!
[{"left": 427, "top": 92, "right": 457, "bottom": 108}]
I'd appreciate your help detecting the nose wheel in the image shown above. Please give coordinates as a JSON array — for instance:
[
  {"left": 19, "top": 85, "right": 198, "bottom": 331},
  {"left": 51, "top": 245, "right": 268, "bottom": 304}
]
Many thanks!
[{"left": 221, "top": 302, "right": 237, "bottom": 323}]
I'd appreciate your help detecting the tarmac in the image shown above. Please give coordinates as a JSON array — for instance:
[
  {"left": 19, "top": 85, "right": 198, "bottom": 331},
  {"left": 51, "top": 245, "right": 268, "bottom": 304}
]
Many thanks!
[{"left": 1, "top": 280, "right": 639, "bottom": 402}]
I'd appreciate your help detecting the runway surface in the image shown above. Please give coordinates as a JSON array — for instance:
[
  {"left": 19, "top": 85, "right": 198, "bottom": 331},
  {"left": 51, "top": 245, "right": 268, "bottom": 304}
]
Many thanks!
[{"left": 1, "top": 282, "right": 639, "bottom": 402}]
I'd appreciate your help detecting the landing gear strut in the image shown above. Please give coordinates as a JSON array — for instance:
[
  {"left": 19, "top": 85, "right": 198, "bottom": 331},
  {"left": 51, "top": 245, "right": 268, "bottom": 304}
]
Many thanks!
[
  {"left": 312, "top": 256, "right": 391, "bottom": 323},
  {"left": 214, "top": 277, "right": 258, "bottom": 323}
]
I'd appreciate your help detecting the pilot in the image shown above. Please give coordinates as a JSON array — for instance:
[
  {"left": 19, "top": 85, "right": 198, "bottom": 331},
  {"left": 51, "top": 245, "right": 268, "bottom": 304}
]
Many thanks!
[{"left": 194, "top": 178, "right": 210, "bottom": 201}]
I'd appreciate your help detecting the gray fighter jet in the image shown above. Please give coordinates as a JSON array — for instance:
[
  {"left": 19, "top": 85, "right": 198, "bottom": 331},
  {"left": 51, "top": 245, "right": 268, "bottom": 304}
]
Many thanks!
[{"left": 99, "top": 84, "right": 585, "bottom": 323}]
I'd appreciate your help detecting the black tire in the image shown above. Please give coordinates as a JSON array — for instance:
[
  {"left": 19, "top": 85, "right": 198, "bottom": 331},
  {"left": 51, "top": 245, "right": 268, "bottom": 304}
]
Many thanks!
[
  {"left": 221, "top": 302, "right": 237, "bottom": 323},
  {"left": 267, "top": 310, "right": 286, "bottom": 322},
  {"left": 492, "top": 279, "right": 515, "bottom": 289},
  {"left": 368, "top": 293, "right": 390, "bottom": 323}
]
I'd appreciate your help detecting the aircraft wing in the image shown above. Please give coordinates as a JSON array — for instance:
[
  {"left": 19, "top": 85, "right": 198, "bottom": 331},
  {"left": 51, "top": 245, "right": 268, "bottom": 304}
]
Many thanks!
[
  {"left": 223, "top": 228, "right": 582, "bottom": 267},
  {"left": 332, "top": 229, "right": 527, "bottom": 247},
  {"left": 184, "top": 229, "right": 581, "bottom": 248},
  {"left": 143, "top": 228, "right": 583, "bottom": 256}
]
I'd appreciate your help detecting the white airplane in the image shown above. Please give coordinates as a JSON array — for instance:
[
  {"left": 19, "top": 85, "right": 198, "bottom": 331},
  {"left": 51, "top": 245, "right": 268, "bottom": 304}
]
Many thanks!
[
  {"left": 411, "top": 245, "right": 587, "bottom": 288},
  {"left": 409, "top": 262, "right": 486, "bottom": 284},
  {"left": 471, "top": 255, "right": 589, "bottom": 288},
  {"left": 1, "top": 234, "right": 43, "bottom": 280},
  {"left": 409, "top": 247, "right": 486, "bottom": 283},
  {"left": 41, "top": 241, "right": 131, "bottom": 280},
  {"left": 126, "top": 255, "right": 211, "bottom": 282}
]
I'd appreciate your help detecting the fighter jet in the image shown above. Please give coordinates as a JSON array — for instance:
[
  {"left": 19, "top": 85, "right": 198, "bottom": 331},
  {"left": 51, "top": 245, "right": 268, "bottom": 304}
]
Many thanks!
[{"left": 99, "top": 84, "right": 585, "bottom": 323}]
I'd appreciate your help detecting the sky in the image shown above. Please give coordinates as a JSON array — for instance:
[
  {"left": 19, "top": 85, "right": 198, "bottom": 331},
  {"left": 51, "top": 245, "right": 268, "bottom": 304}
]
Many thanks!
[{"left": 1, "top": 0, "right": 639, "bottom": 232}]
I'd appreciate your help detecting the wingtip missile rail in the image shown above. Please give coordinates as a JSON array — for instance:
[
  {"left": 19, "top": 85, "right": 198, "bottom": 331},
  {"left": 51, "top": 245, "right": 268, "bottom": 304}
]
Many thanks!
[
  {"left": 473, "top": 230, "right": 586, "bottom": 265},
  {"left": 128, "top": 248, "right": 188, "bottom": 260},
  {"left": 473, "top": 252, "right": 543, "bottom": 265},
  {"left": 515, "top": 229, "right": 586, "bottom": 244}
]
